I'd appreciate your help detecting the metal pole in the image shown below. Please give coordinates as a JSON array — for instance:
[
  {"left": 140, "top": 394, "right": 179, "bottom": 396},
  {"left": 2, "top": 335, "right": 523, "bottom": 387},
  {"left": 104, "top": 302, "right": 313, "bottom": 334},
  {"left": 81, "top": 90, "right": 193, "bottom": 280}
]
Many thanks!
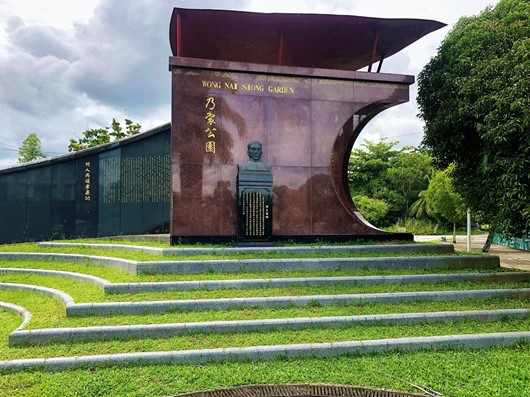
[{"left": 467, "top": 209, "right": 471, "bottom": 252}]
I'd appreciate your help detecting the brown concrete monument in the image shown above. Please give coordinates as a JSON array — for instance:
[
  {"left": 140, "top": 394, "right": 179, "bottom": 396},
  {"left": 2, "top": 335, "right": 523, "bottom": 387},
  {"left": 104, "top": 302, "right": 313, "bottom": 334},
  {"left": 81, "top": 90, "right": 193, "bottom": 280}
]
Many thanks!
[{"left": 169, "top": 8, "right": 445, "bottom": 244}]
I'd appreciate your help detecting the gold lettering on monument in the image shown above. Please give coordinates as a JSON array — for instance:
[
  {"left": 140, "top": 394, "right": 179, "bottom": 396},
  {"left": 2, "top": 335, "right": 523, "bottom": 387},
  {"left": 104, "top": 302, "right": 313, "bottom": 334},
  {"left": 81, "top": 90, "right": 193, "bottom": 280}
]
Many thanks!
[
  {"left": 200, "top": 80, "right": 295, "bottom": 95},
  {"left": 242, "top": 191, "right": 267, "bottom": 237},
  {"left": 242, "top": 83, "right": 265, "bottom": 92},
  {"left": 202, "top": 80, "right": 222, "bottom": 89},
  {"left": 267, "top": 85, "right": 295, "bottom": 94},
  {"left": 204, "top": 96, "right": 217, "bottom": 153},
  {"left": 84, "top": 161, "right": 91, "bottom": 202},
  {"left": 224, "top": 82, "right": 238, "bottom": 90}
]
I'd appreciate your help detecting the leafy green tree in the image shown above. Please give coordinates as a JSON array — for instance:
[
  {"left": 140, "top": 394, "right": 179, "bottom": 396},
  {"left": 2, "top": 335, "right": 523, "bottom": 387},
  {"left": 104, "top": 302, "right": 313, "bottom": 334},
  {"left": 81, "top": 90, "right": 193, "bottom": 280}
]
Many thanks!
[
  {"left": 18, "top": 133, "right": 46, "bottom": 163},
  {"left": 387, "top": 148, "right": 432, "bottom": 217},
  {"left": 417, "top": 0, "right": 530, "bottom": 249},
  {"left": 348, "top": 139, "right": 398, "bottom": 196},
  {"left": 425, "top": 168, "right": 466, "bottom": 243},
  {"left": 409, "top": 190, "right": 429, "bottom": 220},
  {"left": 351, "top": 195, "right": 389, "bottom": 226},
  {"left": 348, "top": 140, "right": 433, "bottom": 226},
  {"left": 68, "top": 118, "right": 141, "bottom": 152}
]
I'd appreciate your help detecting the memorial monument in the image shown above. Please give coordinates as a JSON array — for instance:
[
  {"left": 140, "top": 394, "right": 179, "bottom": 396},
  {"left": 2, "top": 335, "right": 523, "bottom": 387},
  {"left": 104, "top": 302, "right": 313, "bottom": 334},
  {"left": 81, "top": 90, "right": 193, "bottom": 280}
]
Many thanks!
[
  {"left": 169, "top": 8, "right": 445, "bottom": 244},
  {"left": 237, "top": 141, "right": 273, "bottom": 242}
]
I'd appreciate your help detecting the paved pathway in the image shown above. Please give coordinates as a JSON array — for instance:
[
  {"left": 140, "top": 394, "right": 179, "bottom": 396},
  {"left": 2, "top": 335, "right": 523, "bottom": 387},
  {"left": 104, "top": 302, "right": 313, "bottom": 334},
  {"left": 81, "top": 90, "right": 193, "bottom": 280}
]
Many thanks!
[{"left": 414, "top": 234, "right": 530, "bottom": 271}]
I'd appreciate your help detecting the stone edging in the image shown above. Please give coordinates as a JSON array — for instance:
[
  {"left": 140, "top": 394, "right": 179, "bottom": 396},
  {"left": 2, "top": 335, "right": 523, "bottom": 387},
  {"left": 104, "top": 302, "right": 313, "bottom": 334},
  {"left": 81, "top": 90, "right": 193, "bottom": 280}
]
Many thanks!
[
  {"left": 136, "top": 255, "right": 500, "bottom": 274},
  {"left": 0, "top": 268, "right": 109, "bottom": 290},
  {"left": 104, "top": 272, "right": 530, "bottom": 293},
  {"left": 2, "top": 281, "right": 528, "bottom": 317},
  {"left": 66, "top": 288, "right": 530, "bottom": 316},
  {"left": 0, "top": 252, "right": 138, "bottom": 274},
  {"left": 0, "top": 302, "right": 32, "bottom": 331},
  {"left": 0, "top": 283, "right": 74, "bottom": 308},
  {"left": 38, "top": 242, "right": 455, "bottom": 256},
  {"left": 9, "top": 309, "right": 530, "bottom": 346},
  {"left": 0, "top": 252, "right": 500, "bottom": 275},
  {"left": 1, "top": 331, "right": 528, "bottom": 373},
  {"left": 1, "top": 267, "right": 527, "bottom": 294}
]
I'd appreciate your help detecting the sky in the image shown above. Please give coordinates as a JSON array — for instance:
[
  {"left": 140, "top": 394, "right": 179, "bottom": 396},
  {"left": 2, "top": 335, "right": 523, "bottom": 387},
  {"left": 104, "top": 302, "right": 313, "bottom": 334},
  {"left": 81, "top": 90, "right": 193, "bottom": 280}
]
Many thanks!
[{"left": 0, "top": 0, "right": 500, "bottom": 168}]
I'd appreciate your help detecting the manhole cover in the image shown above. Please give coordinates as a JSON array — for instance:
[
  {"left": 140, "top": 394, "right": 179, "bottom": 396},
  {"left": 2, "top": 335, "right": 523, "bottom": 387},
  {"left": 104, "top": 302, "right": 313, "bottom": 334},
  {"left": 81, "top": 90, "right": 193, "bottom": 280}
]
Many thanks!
[{"left": 172, "top": 384, "right": 429, "bottom": 397}]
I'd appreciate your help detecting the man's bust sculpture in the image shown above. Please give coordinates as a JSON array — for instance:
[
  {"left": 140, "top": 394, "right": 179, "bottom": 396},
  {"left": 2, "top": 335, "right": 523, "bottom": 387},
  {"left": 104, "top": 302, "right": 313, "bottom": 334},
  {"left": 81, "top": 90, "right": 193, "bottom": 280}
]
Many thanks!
[{"left": 238, "top": 141, "right": 272, "bottom": 172}]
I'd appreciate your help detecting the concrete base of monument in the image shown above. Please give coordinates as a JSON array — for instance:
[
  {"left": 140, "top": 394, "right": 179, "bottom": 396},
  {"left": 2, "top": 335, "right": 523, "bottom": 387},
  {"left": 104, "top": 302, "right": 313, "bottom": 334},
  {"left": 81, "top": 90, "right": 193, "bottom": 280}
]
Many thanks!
[{"left": 171, "top": 233, "right": 414, "bottom": 245}]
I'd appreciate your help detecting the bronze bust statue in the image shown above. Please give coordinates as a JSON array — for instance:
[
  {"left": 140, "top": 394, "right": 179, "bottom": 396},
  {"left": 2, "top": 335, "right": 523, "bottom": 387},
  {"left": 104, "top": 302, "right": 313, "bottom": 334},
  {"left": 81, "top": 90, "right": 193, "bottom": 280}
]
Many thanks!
[{"left": 238, "top": 141, "right": 271, "bottom": 172}]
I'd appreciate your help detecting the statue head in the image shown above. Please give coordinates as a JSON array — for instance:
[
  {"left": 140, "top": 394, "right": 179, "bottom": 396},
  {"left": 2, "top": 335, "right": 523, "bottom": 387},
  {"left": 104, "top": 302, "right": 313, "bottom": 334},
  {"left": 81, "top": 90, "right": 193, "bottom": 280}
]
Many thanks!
[{"left": 247, "top": 141, "right": 263, "bottom": 162}]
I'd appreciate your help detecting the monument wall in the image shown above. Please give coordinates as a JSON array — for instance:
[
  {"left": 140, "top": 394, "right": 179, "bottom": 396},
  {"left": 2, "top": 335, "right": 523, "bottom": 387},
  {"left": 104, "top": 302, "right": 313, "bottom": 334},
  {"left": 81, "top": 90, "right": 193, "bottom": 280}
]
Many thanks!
[
  {"left": 170, "top": 57, "right": 414, "bottom": 243},
  {"left": 0, "top": 124, "right": 171, "bottom": 244}
]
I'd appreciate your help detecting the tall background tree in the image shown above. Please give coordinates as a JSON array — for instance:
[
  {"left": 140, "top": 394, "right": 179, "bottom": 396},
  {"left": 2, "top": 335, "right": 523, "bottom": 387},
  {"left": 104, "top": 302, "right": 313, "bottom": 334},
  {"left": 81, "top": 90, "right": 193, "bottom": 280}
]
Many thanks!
[
  {"left": 18, "top": 133, "right": 46, "bottom": 163},
  {"left": 424, "top": 167, "right": 466, "bottom": 243},
  {"left": 348, "top": 140, "right": 433, "bottom": 227},
  {"left": 417, "top": 0, "right": 530, "bottom": 250},
  {"left": 68, "top": 118, "right": 141, "bottom": 152}
]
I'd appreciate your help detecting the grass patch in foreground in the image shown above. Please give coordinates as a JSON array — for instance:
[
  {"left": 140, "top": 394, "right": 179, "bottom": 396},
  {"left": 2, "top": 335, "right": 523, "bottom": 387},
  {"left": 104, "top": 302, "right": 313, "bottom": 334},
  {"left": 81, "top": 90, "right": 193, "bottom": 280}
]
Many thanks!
[{"left": 0, "top": 345, "right": 528, "bottom": 397}]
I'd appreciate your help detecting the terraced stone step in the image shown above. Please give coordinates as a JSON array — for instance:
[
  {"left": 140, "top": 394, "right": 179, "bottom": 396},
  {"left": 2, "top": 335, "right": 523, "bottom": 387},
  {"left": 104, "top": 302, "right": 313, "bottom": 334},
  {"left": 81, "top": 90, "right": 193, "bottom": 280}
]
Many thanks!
[
  {"left": 0, "top": 252, "right": 499, "bottom": 275},
  {"left": 2, "top": 331, "right": 529, "bottom": 373},
  {"left": 66, "top": 288, "right": 530, "bottom": 316},
  {"left": 38, "top": 242, "right": 455, "bottom": 256},
  {"left": 1, "top": 267, "right": 528, "bottom": 293},
  {"left": 2, "top": 282, "right": 528, "bottom": 316},
  {"left": 136, "top": 255, "right": 500, "bottom": 274},
  {"left": 9, "top": 309, "right": 530, "bottom": 346},
  {"left": 0, "top": 302, "right": 31, "bottom": 332}
]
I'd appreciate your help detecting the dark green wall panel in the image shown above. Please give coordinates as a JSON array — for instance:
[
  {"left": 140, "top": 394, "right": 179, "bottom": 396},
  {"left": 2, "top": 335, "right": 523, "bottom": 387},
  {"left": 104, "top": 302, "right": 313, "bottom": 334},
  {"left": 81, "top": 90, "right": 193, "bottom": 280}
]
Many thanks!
[{"left": 0, "top": 125, "right": 170, "bottom": 244}]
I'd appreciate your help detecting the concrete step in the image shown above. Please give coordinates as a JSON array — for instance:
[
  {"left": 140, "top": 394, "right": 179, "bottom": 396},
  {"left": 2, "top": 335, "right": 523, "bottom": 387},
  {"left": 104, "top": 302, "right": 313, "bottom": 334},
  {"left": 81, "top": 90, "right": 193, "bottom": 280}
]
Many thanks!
[
  {"left": 0, "top": 252, "right": 499, "bottom": 275},
  {"left": 2, "top": 267, "right": 527, "bottom": 293},
  {"left": 104, "top": 272, "right": 530, "bottom": 293},
  {"left": 9, "top": 309, "right": 530, "bottom": 346},
  {"left": 0, "top": 252, "right": 500, "bottom": 274},
  {"left": 66, "top": 288, "right": 530, "bottom": 316},
  {"left": 38, "top": 242, "right": 455, "bottom": 256},
  {"left": 3, "top": 281, "right": 527, "bottom": 317},
  {"left": 2, "top": 331, "right": 529, "bottom": 373},
  {"left": 136, "top": 255, "right": 500, "bottom": 274}
]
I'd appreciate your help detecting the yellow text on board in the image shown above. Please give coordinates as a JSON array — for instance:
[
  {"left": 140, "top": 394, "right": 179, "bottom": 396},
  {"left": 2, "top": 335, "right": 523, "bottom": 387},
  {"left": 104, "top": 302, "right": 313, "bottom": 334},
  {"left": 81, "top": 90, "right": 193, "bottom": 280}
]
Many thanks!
[{"left": 201, "top": 80, "right": 295, "bottom": 95}]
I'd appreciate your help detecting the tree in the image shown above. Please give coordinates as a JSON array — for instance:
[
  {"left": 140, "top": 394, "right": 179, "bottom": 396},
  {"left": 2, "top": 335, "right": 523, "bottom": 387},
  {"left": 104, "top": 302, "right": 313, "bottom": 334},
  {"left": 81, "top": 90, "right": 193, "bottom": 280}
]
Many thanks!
[
  {"left": 348, "top": 139, "right": 433, "bottom": 226},
  {"left": 351, "top": 195, "right": 389, "bottom": 226},
  {"left": 386, "top": 148, "right": 432, "bottom": 218},
  {"left": 425, "top": 168, "right": 466, "bottom": 243},
  {"left": 417, "top": 0, "right": 530, "bottom": 250},
  {"left": 348, "top": 140, "right": 399, "bottom": 226},
  {"left": 18, "top": 133, "right": 46, "bottom": 163},
  {"left": 68, "top": 118, "right": 141, "bottom": 152},
  {"left": 409, "top": 190, "right": 429, "bottom": 220}
]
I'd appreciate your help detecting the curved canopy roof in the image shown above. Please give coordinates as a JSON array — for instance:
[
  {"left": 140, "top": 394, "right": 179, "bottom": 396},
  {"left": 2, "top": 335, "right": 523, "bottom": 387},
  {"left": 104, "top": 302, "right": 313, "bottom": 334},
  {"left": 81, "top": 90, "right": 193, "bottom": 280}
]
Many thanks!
[{"left": 169, "top": 8, "right": 445, "bottom": 72}]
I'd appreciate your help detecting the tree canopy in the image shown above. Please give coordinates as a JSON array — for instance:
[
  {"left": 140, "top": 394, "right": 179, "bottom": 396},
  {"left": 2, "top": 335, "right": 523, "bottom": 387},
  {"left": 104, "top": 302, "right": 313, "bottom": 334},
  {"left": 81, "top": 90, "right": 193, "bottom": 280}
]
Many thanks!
[
  {"left": 18, "top": 133, "right": 46, "bottom": 163},
  {"left": 68, "top": 118, "right": 141, "bottom": 152},
  {"left": 348, "top": 140, "right": 433, "bottom": 226},
  {"left": 425, "top": 167, "right": 466, "bottom": 242},
  {"left": 417, "top": 0, "right": 530, "bottom": 238}
]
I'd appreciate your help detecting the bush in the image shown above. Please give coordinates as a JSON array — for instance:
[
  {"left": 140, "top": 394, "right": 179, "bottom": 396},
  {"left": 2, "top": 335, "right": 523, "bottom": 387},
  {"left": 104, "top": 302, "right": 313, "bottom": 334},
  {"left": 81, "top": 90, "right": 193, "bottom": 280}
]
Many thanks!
[{"left": 385, "top": 219, "right": 451, "bottom": 235}]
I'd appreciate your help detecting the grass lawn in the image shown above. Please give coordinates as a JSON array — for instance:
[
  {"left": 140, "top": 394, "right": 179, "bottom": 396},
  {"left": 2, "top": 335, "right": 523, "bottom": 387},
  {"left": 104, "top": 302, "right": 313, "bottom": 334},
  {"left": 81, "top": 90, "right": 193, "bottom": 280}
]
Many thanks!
[
  {"left": 0, "top": 347, "right": 528, "bottom": 397},
  {"left": 0, "top": 238, "right": 527, "bottom": 397}
]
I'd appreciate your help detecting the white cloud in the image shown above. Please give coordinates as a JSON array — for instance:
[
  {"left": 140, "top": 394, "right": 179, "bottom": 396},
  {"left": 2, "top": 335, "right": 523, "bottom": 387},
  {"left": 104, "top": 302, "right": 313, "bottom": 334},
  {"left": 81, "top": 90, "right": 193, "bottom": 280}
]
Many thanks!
[{"left": 0, "top": 0, "right": 499, "bottom": 167}]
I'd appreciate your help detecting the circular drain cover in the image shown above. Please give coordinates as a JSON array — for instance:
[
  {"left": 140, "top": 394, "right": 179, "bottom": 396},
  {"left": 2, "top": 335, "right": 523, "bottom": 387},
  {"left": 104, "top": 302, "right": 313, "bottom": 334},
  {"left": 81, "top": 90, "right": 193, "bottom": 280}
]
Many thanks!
[{"left": 173, "top": 384, "right": 428, "bottom": 397}]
